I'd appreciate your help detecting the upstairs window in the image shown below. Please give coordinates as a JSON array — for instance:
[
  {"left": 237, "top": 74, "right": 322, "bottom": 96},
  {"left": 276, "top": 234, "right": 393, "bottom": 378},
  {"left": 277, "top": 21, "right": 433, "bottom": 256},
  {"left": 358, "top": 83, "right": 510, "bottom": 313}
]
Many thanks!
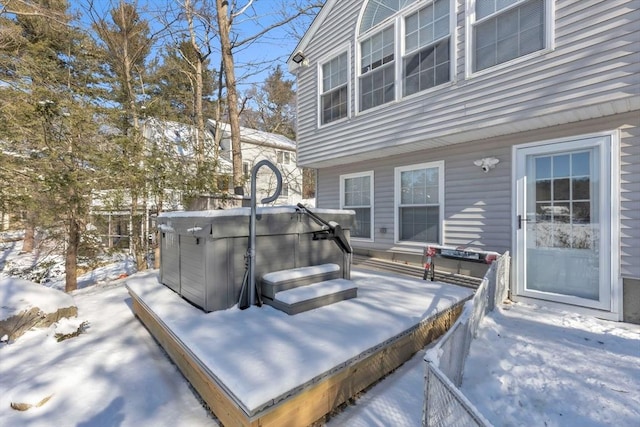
[
  {"left": 360, "top": 0, "right": 414, "bottom": 32},
  {"left": 360, "top": 26, "right": 395, "bottom": 111},
  {"left": 320, "top": 52, "right": 349, "bottom": 125},
  {"left": 472, "top": 0, "right": 546, "bottom": 72},
  {"left": 403, "top": 0, "right": 450, "bottom": 96},
  {"left": 357, "top": 0, "right": 452, "bottom": 112},
  {"left": 277, "top": 150, "right": 292, "bottom": 165}
]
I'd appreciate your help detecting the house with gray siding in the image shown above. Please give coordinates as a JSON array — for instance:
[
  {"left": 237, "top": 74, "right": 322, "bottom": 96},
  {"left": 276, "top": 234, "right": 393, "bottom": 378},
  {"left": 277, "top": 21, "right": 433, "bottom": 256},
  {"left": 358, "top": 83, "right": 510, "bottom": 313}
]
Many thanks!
[{"left": 287, "top": 0, "right": 639, "bottom": 322}]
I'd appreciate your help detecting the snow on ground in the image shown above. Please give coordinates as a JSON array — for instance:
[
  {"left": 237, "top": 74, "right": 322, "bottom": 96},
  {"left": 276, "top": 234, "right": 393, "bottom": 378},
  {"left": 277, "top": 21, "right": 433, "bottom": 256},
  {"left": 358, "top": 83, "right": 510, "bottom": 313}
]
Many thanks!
[
  {"left": 0, "top": 278, "right": 214, "bottom": 426},
  {"left": 0, "top": 276, "right": 75, "bottom": 323},
  {"left": 461, "top": 302, "right": 640, "bottom": 427},
  {"left": 1, "top": 241, "right": 639, "bottom": 426}
]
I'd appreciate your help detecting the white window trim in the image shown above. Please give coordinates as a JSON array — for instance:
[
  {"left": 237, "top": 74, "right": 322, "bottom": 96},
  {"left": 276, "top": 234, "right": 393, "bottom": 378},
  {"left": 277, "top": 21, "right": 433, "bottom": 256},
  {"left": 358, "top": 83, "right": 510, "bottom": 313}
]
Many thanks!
[
  {"left": 355, "top": 0, "right": 456, "bottom": 115},
  {"left": 465, "top": 0, "right": 555, "bottom": 78},
  {"left": 276, "top": 149, "right": 293, "bottom": 166},
  {"left": 278, "top": 181, "right": 290, "bottom": 198},
  {"left": 317, "top": 44, "right": 351, "bottom": 128},
  {"left": 356, "top": 23, "right": 397, "bottom": 114},
  {"left": 400, "top": 0, "right": 458, "bottom": 100},
  {"left": 340, "top": 170, "right": 375, "bottom": 242},
  {"left": 394, "top": 160, "right": 445, "bottom": 246}
]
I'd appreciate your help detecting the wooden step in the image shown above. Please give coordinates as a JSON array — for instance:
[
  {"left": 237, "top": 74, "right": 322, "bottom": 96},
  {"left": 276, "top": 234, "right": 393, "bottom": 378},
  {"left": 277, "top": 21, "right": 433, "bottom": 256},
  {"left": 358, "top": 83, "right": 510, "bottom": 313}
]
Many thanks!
[
  {"left": 263, "top": 278, "right": 357, "bottom": 315},
  {"left": 261, "top": 263, "right": 341, "bottom": 299}
]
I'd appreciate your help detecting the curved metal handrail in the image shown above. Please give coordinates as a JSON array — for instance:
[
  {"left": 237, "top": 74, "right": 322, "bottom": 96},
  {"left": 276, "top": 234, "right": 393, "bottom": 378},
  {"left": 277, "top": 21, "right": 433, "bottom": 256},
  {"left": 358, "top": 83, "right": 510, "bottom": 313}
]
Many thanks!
[{"left": 242, "top": 160, "right": 282, "bottom": 308}]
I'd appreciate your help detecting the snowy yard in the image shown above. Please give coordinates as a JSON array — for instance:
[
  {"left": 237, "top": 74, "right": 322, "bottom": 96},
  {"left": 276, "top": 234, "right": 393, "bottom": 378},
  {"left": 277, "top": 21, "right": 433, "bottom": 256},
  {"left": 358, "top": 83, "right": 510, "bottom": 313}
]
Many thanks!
[{"left": 1, "top": 240, "right": 639, "bottom": 426}]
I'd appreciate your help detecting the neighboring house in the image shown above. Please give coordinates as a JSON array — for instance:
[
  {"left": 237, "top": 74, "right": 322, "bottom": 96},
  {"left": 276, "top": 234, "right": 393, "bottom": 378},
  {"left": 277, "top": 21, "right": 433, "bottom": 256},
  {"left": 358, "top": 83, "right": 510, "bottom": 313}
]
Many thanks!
[
  {"left": 207, "top": 119, "right": 303, "bottom": 205},
  {"left": 288, "top": 0, "right": 639, "bottom": 322},
  {"left": 90, "top": 118, "right": 302, "bottom": 249}
]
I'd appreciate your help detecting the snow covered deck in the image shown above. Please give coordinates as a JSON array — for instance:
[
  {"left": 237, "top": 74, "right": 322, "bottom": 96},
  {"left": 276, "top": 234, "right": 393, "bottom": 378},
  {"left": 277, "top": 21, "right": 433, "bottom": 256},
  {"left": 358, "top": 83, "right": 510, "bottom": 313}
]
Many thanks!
[{"left": 126, "top": 269, "right": 473, "bottom": 427}]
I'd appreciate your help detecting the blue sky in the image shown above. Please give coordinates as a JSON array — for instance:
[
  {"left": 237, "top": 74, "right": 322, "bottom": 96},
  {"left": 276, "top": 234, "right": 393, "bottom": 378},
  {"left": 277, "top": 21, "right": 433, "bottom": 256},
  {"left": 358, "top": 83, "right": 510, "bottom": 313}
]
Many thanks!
[{"left": 76, "top": 0, "right": 317, "bottom": 89}]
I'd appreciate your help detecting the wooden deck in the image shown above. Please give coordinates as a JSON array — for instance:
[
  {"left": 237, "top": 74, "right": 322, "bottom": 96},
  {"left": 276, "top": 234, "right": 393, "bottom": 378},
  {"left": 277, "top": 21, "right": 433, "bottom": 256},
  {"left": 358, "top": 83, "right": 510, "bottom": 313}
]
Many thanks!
[{"left": 127, "top": 270, "right": 470, "bottom": 427}]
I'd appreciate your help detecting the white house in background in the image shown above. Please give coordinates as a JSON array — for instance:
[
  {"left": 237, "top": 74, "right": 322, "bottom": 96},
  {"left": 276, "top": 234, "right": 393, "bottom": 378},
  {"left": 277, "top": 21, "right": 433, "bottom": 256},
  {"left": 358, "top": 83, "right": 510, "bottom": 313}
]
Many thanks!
[
  {"left": 288, "top": 0, "right": 639, "bottom": 322},
  {"left": 206, "top": 119, "right": 303, "bottom": 205},
  {"left": 90, "top": 118, "right": 302, "bottom": 249},
  {"left": 139, "top": 118, "right": 302, "bottom": 206}
]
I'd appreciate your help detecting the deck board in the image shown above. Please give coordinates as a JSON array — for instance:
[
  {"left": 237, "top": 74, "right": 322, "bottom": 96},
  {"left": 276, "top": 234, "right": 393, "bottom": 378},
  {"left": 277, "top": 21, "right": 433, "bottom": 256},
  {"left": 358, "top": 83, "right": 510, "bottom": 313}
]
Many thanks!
[{"left": 127, "top": 269, "right": 471, "bottom": 426}]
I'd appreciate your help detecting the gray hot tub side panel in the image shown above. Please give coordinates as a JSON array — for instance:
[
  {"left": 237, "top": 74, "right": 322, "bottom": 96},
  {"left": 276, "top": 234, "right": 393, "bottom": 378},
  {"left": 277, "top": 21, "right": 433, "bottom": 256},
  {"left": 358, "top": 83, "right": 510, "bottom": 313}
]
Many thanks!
[
  {"left": 179, "top": 235, "right": 206, "bottom": 309},
  {"left": 160, "top": 231, "right": 180, "bottom": 293},
  {"left": 157, "top": 207, "right": 355, "bottom": 312}
]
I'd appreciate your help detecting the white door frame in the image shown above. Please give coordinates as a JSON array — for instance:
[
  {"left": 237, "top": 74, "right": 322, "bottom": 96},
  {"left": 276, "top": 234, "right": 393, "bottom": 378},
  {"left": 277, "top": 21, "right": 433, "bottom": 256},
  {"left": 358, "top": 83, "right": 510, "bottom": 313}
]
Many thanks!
[{"left": 512, "top": 131, "right": 621, "bottom": 319}]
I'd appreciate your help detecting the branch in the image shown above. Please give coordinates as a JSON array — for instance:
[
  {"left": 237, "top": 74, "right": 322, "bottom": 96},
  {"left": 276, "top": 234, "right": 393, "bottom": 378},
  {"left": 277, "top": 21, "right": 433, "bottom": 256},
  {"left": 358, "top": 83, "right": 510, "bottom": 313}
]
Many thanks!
[
  {"left": 0, "top": 0, "right": 70, "bottom": 27},
  {"left": 234, "top": 2, "right": 322, "bottom": 48},
  {"left": 231, "top": 0, "right": 254, "bottom": 19}
]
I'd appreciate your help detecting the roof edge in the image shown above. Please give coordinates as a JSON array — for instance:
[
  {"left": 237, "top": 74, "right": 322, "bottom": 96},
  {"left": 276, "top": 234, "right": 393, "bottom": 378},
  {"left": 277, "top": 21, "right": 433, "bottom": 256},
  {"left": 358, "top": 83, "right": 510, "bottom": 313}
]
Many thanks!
[{"left": 287, "top": 0, "right": 337, "bottom": 73}]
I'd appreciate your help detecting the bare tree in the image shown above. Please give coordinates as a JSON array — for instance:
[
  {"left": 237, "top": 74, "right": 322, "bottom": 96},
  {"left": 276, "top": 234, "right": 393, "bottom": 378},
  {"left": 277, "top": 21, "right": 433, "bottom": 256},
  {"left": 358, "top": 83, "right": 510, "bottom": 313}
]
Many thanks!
[
  {"left": 214, "top": 0, "right": 322, "bottom": 196},
  {"left": 215, "top": 0, "right": 243, "bottom": 194}
]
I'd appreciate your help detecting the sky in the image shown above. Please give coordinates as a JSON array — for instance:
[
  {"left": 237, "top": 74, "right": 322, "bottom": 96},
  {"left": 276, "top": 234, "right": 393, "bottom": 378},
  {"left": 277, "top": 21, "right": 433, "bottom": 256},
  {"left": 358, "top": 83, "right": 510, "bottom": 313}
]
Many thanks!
[
  {"left": 1, "top": 236, "right": 639, "bottom": 427},
  {"left": 74, "top": 0, "right": 317, "bottom": 89}
]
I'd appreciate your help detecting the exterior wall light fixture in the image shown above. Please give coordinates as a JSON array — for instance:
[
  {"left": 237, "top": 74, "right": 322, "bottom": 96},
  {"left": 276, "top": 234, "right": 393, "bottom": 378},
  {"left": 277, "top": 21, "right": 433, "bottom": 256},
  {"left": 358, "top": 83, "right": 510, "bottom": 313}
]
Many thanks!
[
  {"left": 291, "top": 51, "right": 309, "bottom": 66},
  {"left": 474, "top": 157, "right": 500, "bottom": 173}
]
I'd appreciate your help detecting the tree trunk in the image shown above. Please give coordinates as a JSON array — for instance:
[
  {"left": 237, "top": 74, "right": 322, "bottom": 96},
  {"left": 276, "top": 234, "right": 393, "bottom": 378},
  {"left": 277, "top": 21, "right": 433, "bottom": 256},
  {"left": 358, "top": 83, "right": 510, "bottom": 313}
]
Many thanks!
[
  {"left": 22, "top": 212, "right": 36, "bottom": 253},
  {"left": 153, "top": 193, "right": 163, "bottom": 269},
  {"left": 216, "top": 0, "right": 244, "bottom": 196},
  {"left": 130, "top": 194, "right": 146, "bottom": 271},
  {"left": 65, "top": 217, "right": 79, "bottom": 292},
  {"left": 194, "top": 57, "right": 207, "bottom": 191}
]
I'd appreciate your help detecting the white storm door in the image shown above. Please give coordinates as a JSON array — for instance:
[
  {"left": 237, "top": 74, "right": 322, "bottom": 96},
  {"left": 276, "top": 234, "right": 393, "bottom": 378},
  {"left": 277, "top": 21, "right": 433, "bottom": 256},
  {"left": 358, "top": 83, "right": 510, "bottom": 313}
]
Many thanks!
[{"left": 515, "top": 136, "right": 612, "bottom": 310}]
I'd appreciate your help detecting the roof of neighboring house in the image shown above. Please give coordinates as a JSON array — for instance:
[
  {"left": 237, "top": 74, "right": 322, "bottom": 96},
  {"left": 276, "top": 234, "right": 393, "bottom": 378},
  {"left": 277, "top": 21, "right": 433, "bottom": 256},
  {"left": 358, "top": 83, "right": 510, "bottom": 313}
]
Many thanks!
[
  {"left": 287, "top": 0, "right": 337, "bottom": 72},
  {"left": 142, "top": 118, "right": 233, "bottom": 170},
  {"left": 206, "top": 119, "right": 297, "bottom": 151}
]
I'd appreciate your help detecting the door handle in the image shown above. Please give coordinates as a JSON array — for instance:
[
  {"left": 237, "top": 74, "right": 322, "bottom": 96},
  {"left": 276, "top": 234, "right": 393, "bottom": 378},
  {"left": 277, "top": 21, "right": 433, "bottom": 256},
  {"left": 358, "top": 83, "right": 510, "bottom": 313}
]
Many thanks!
[{"left": 518, "top": 215, "right": 530, "bottom": 230}]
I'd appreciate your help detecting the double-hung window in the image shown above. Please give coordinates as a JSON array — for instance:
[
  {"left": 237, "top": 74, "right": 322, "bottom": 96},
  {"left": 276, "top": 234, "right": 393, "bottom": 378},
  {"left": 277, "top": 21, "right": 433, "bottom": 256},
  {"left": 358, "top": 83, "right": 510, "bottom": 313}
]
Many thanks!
[
  {"left": 359, "top": 26, "right": 396, "bottom": 111},
  {"left": 320, "top": 52, "right": 348, "bottom": 125},
  {"left": 277, "top": 150, "right": 292, "bottom": 165},
  {"left": 472, "top": 0, "right": 546, "bottom": 72},
  {"left": 341, "top": 171, "right": 374, "bottom": 240},
  {"left": 279, "top": 182, "right": 290, "bottom": 198},
  {"left": 403, "top": 0, "right": 450, "bottom": 96},
  {"left": 357, "top": 0, "right": 452, "bottom": 112},
  {"left": 395, "top": 161, "right": 443, "bottom": 244}
]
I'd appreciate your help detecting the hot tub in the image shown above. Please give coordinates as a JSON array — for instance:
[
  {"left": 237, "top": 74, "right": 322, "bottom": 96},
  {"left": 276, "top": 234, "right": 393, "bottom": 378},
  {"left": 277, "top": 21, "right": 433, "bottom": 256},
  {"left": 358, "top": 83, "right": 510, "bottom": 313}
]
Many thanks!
[{"left": 157, "top": 206, "right": 354, "bottom": 312}]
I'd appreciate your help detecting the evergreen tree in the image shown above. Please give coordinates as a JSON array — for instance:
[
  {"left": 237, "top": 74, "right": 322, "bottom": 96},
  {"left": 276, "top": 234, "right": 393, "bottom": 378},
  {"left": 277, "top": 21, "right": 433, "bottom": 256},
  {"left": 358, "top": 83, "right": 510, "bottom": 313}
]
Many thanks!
[
  {"left": 0, "top": 0, "right": 110, "bottom": 291},
  {"left": 92, "top": 0, "right": 154, "bottom": 270}
]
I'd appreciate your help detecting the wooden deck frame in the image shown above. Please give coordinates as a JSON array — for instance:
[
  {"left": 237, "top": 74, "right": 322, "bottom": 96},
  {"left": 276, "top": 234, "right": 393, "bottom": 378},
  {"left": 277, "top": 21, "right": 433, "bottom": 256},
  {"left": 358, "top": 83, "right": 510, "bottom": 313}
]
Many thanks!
[{"left": 129, "top": 287, "right": 465, "bottom": 427}]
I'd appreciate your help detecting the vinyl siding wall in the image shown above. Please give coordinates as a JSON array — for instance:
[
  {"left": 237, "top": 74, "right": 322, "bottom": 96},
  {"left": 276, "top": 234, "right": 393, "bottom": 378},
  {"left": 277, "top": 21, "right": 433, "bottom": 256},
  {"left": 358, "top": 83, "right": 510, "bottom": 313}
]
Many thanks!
[
  {"left": 619, "top": 121, "right": 640, "bottom": 280},
  {"left": 317, "top": 112, "right": 639, "bottom": 280},
  {"left": 295, "top": 0, "right": 639, "bottom": 168}
]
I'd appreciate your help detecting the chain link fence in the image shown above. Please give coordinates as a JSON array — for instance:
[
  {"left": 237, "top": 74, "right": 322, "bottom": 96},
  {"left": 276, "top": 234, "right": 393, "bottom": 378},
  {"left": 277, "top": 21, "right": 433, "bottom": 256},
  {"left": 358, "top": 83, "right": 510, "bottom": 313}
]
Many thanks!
[{"left": 423, "top": 252, "right": 510, "bottom": 427}]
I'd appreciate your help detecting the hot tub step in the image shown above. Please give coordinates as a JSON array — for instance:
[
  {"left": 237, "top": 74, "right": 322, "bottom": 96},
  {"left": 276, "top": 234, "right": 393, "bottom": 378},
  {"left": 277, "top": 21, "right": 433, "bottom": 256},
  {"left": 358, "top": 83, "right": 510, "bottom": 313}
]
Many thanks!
[
  {"left": 263, "top": 278, "right": 357, "bottom": 315},
  {"left": 261, "top": 263, "right": 341, "bottom": 299}
]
